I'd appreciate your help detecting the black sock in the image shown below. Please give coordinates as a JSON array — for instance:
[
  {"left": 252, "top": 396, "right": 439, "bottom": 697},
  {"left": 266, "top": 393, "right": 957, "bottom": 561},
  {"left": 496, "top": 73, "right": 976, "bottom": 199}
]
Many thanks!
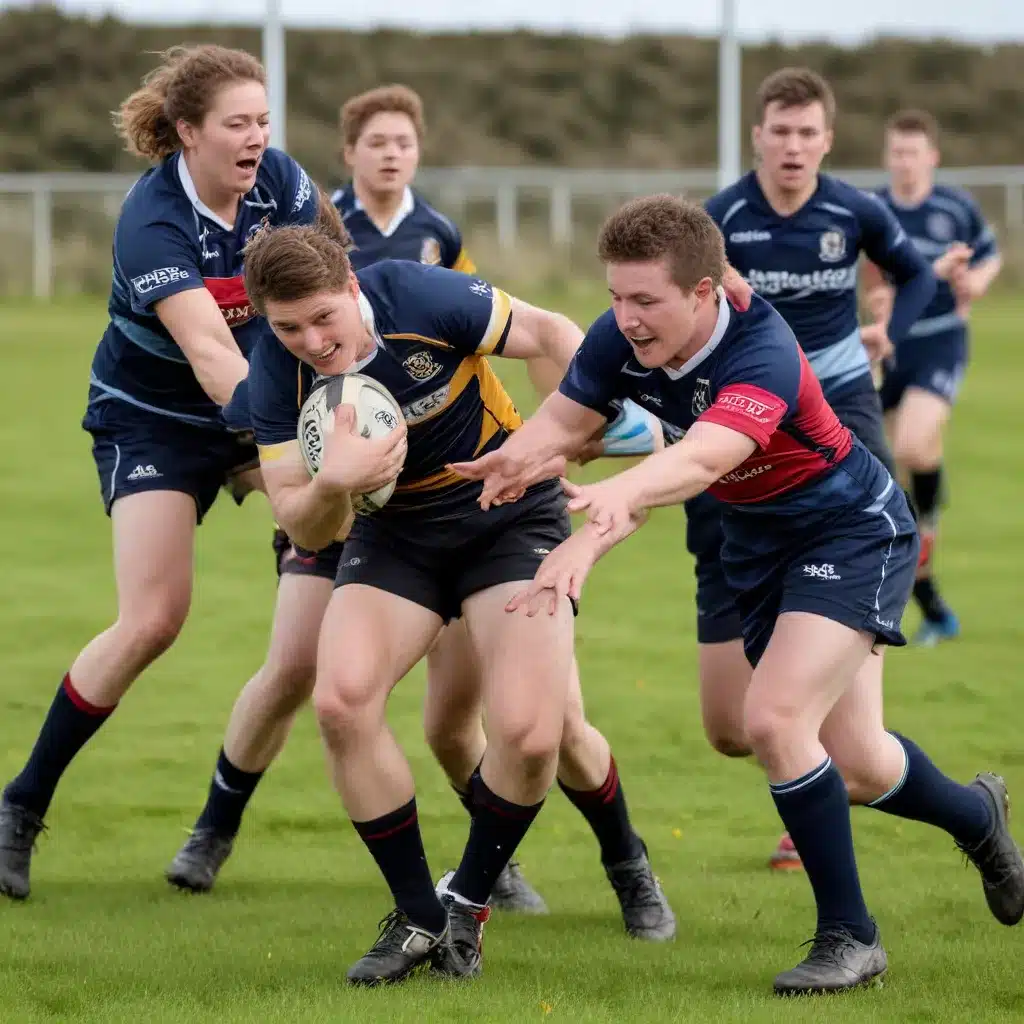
[
  {"left": 912, "top": 467, "right": 943, "bottom": 524},
  {"left": 452, "top": 784, "right": 474, "bottom": 817},
  {"left": 3, "top": 674, "right": 116, "bottom": 818},
  {"left": 558, "top": 756, "right": 645, "bottom": 866},
  {"left": 869, "top": 732, "right": 992, "bottom": 847},
  {"left": 193, "top": 748, "right": 265, "bottom": 837},
  {"left": 352, "top": 798, "right": 446, "bottom": 934},
  {"left": 449, "top": 770, "right": 545, "bottom": 906},
  {"left": 770, "top": 758, "right": 875, "bottom": 944},
  {"left": 913, "top": 577, "right": 950, "bottom": 623}
]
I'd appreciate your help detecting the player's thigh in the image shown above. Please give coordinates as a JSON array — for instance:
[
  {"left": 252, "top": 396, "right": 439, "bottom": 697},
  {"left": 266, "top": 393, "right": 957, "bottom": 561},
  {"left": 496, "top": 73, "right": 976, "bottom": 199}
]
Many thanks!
[
  {"left": 263, "top": 571, "right": 336, "bottom": 686},
  {"left": 315, "top": 583, "right": 444, "bottom": 723},
  {"left": 698, "top": 639, "right": 753, "bottom": 755},
  {"left": 424, "top": 618, "right": 484, "bottom": 741},
  {"left": 744, "top": 611, "right": 875, "bottom": 745},
  {"left": 110, "top": 490, "right": 197, "bottom": 632},
  {"left": 890, "top": 386, "right": 952, "bottom": 465},
  {"left": 462, "top": 580, "right": 574, "bottom": 754}
]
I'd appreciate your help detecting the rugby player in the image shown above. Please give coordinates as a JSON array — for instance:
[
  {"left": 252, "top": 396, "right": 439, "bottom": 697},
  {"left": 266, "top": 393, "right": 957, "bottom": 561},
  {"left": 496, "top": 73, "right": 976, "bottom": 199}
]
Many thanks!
[
  {"left": 700, "top": 67, "right": 939, "bottom": 871},
  {"left": 0, "top": 44, "right": 321, "bottom": 902},
  {"left": 455, "top": 194, "right": 1024, "bottom": 995},
  {"left": 865, "top": 109, "right": 1002, "bottom": 645},
  {"left": 170, "top": 86, "right": 675, "bottom": 938},
  {"left": 236, "top": 203, "right": 673, "bottom": 984}
]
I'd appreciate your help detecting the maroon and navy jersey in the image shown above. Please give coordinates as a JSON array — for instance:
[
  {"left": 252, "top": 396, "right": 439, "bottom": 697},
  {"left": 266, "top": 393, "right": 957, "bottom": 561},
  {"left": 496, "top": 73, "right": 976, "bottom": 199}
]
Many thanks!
[
  {"left": 559, "top": 293, "right": 855, "bottom": 506},
  {"left": 88, "top": 147, "right": 318, "bottom": 429}
]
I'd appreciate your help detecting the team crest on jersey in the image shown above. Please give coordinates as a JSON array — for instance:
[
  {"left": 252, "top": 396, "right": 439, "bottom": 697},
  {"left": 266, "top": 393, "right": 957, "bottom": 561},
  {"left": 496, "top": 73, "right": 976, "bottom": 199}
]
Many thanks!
[
  {"left": 420, "top": 237, "right": 442, "bottom": 265},
  {"left": 402, "top": 349, "right": 443, "bottom": 382},
  {"left": 819, "top": 229, "right": 847, "bottom": 263},
  {"left": 692, "top": 378, "right": 711, "bottom": 416},
  {"left": 927, "top": 212, "right": 956, "bottom": 242}
]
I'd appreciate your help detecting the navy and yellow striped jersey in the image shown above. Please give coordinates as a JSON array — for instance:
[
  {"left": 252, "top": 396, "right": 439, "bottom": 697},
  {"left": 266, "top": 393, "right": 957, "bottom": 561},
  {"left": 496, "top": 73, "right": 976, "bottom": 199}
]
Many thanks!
[
  {"left": 249, "top": 260, "right": 520, "bottom": 524},
  {"left": 331, "top": 184, "right": 475, "bottom": 274}
]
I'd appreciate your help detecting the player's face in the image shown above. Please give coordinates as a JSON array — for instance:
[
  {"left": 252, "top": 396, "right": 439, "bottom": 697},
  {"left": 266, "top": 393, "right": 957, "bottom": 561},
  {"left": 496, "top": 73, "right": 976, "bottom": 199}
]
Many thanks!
[
  {"left": 753, "top": 101, "right": 833, "bottom": 194},
  {"left": 606, "top": 259, "right": 713, "bottom": 369},
  {"left": 180, "top": 80, "right": 270, "bottom": 195},
  {"left": 345, "top": 112, "right": 420, "bottom": 197},
  {"left": 885, "top": 130, "right": 938, "bottom": 192},
  {"left": 265, "top": 278, "right": 376, "bottom": 375}
]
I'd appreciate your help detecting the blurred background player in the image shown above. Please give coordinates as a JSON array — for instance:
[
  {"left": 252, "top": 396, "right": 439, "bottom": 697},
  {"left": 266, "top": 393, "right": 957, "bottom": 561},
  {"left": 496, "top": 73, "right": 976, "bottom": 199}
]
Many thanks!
[
  {"left": 0, "top": 44, "right": 321, "bottom": 902},
  {"left": 864, "top": 109, "right": 1002, "bottom": 646},
  {"left": 702, "top": 66, "right": 937, "bottom": 871}
]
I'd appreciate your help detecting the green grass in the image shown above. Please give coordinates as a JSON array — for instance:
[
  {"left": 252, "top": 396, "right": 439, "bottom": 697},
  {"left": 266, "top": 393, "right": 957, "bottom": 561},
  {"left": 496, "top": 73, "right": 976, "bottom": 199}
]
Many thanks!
[{"left": 1, "top": 291, "right": 1023, "bottom": 1022}]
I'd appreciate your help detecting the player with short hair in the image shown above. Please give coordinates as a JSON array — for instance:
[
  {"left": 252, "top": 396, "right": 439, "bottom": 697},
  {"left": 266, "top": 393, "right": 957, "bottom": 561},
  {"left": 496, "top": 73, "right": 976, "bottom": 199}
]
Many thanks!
[
  {"left": 699, "top": 66, "right": 940, "bottom": 871},
  {"left": 169, "top": 88, "right": 675, "bottom": 939},
  {"left": 236, "top": 201, "right": 672, "bottom": 984},
  {"left": 864, "top": 109, "right": 1001, "bottom": 646},
  {"left": 0, "top": 44, "right": 323, "bottom": 902},
  {"left": 455, "top": 194, "right": 1024, "bottom": 995}
]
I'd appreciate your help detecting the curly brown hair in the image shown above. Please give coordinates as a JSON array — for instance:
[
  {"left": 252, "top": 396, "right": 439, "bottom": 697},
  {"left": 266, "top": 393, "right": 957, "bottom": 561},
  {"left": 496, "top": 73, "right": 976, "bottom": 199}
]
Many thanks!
[
  {"left": 340, "top": 84, "right": 425, "bottom": 151},
  {"left": 114, "top": 44, "right": 266, "bottom": 162}
]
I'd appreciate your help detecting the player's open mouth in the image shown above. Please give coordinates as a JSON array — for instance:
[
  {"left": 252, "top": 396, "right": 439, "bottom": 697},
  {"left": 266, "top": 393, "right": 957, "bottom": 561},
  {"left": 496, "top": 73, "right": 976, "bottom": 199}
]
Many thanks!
[
  {"left": 781, "top": 162, "right": 803, "bottom": 172},
  {"left": 311, "top": 344, "right": 339, "bottom": 366},
  {"left": 237, "top": 158, "right": 259, "bottom": 172},
  {"left": 629, "top": 335, "right": 656, "bottom": 348}
]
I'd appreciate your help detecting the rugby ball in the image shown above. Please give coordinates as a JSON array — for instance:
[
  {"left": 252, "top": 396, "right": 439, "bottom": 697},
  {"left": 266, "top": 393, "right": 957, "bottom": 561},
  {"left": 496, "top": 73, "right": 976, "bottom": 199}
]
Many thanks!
[{"left": 298, "top": 373, "right": 404, "bottom": 514}]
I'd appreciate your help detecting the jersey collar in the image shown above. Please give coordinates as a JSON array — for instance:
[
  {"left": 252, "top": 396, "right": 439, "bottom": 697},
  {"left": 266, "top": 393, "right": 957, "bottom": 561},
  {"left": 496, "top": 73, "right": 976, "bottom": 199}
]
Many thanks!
[
  {"left": 347, "top": 290, "right": 382, "bottom": 372},
  {"left": 176, "top": 153, "right": 235, "bottom": 232},
  {"left": 660, "top": 288, "right": 730, "bottom": 380},
  {"left": 353, "top": 186, "right": 415, "bottom": 237}
]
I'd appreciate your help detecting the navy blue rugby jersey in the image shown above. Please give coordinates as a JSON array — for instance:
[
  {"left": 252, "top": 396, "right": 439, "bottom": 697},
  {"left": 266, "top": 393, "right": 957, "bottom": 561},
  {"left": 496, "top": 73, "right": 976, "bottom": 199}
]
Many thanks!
[
  {"left": 88, "top": 147, "right": 318, "bottom": 429},
  {"left": 874, "top": 184, "right": 997, "bottom": 340},
  {"left": 249, "top": 260, "right": 523, "bottom": 523},
  {"left": 559, "top": 293, "right": 855, "bottom": 508},
  {"left": 706, "top": 171, "right": 934, "bottom": 393},
  {"left": 331, "top": 184, "right": 475, "bottom": 274}
]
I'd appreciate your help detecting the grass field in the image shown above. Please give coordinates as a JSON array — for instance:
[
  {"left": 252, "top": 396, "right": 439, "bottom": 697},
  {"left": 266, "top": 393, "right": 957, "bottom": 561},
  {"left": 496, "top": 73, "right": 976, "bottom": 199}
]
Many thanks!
[{"left": 1, "top": 291, "right": 1023, "bottom": 1023}]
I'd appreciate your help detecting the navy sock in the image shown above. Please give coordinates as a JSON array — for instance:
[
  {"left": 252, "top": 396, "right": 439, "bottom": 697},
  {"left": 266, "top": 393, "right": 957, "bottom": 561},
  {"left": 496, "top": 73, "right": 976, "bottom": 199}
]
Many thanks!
[
  {"left": 558, "top": 756, "right": 645, "bottom": 866},
  {"left": 452, "top": 783, "right": 474, "bottom": 817},
  {"left": 869, "top": 733, "right": 992, "bottom": 847},
  {"left": 770, "top": 758, "right": 875, "bottom": 944},
  {"left": 911, "top": 467, "right": 943, "bottom": 524},
  {"left": 450, "top": 769, "right": 544, "bottom": 906},
  {"left": 3, "top": 674, "right": 116, "bottom": 818},
  {"left": 352, "top": 798, "right": 446, "bottom": 934},
  {"left": 193, "top": 748, "right": 265, "bottom": 837}
]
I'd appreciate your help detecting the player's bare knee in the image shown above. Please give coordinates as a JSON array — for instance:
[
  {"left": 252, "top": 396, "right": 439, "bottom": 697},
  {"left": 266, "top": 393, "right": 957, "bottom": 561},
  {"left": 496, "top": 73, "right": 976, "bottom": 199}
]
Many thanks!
[
  {"left": 742, "top": 702, "right": 809, "bottom": 766},
  {"left": 704, "top": 724, "right": 752, "bottom": 759},
  {"left": 312, "top": 671, "right": 385, "bottom": 744},
  {"left": 491, "top": 712, "right": 561, "bottom": 776},
  {"left": 118, "top": 593, "right": 190, "bottom": 662}
]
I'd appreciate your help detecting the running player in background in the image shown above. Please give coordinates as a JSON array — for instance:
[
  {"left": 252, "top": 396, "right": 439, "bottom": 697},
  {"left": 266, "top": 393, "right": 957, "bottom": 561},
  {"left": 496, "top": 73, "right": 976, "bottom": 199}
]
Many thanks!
[
  {"left": 0, "top": 44, "right": 322, "bottom": 901},
  {"left": 456, "top": 195, "right": 1024, "bottom": 995},
  {"left": 702, "top": 66, "right": 938, "bottom": 871},
  {"left": 864, "top": 109, "right": 1002, "bottom": 646}
]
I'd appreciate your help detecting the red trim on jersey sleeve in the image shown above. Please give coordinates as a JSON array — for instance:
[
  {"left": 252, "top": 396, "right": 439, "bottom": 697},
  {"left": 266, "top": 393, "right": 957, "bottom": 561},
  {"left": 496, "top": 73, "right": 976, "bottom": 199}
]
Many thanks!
[
  {"left": 697, "top": 384, "right": 788, "bottom": 449},
  {"left": 205, "top": 275, "right": 258, "bottom": 327}
]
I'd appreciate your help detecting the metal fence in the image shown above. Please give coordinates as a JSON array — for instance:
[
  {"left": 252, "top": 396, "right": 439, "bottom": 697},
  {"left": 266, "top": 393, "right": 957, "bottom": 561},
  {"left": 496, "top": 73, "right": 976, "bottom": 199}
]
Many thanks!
[{"left": 3, "top": 166, "right": 1024, "bottom": 298}]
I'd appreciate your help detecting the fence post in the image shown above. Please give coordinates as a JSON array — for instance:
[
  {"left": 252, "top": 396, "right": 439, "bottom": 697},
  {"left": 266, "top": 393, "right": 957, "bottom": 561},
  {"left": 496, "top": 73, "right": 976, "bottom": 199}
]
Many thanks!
[
  {"left": 33, "top": 186, "right": 53, "bottom": 299},
  {"left": 496, "top": 183, "right": 517, "bottom": 252},
  {"left": 1005, "top": 182, "right": 1024, "bottom": 240},
  {"left": 550, "top": 183, "right": 572, "bottom": 249}
]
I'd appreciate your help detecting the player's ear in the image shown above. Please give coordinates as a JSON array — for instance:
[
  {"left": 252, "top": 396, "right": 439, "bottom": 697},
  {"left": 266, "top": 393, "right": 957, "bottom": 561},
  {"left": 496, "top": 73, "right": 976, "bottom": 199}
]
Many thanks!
[
  {"left": 751, "top": 123, "right": 763, "bottom": 159},
  {"left": 822, "top": 128, "right": 835, "bottom": 157},
  {"left": 694, "top": 276, "right": 714, "bottom": 302}
]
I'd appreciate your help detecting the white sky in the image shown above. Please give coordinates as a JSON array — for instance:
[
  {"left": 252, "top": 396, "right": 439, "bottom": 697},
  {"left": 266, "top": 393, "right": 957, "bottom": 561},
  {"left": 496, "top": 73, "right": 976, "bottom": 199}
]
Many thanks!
[{"left": 5, "top": 0, "right": 1024, "bottom": 41}]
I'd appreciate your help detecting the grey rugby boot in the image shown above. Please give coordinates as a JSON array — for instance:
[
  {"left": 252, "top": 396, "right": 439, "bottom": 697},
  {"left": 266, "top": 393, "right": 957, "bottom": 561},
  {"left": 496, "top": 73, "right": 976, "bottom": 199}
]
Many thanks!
[
  {"left": 957, "top": 773, "right": 1024, "bottom": 926},
  {"left": 0, "top": 801, "right": 45, "bottom": 900},
  {"left": 489, "top": 860, "right": 548, "bottom": 914},
  {"left": 774, "top": 924, "right": 887, "bottom": 996},
  {"left": 605, "top": 848, "right": 676, "bottom": 941},
  {"left": 166, "top": 828, "right": 235, "bottom": 893}
]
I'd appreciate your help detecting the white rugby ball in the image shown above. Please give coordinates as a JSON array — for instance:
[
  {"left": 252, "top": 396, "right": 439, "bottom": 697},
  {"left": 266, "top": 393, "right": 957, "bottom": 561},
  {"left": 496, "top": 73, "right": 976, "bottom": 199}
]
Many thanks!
[{"left": 298, "top": 372, "right": 404, "bottom": 515}]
